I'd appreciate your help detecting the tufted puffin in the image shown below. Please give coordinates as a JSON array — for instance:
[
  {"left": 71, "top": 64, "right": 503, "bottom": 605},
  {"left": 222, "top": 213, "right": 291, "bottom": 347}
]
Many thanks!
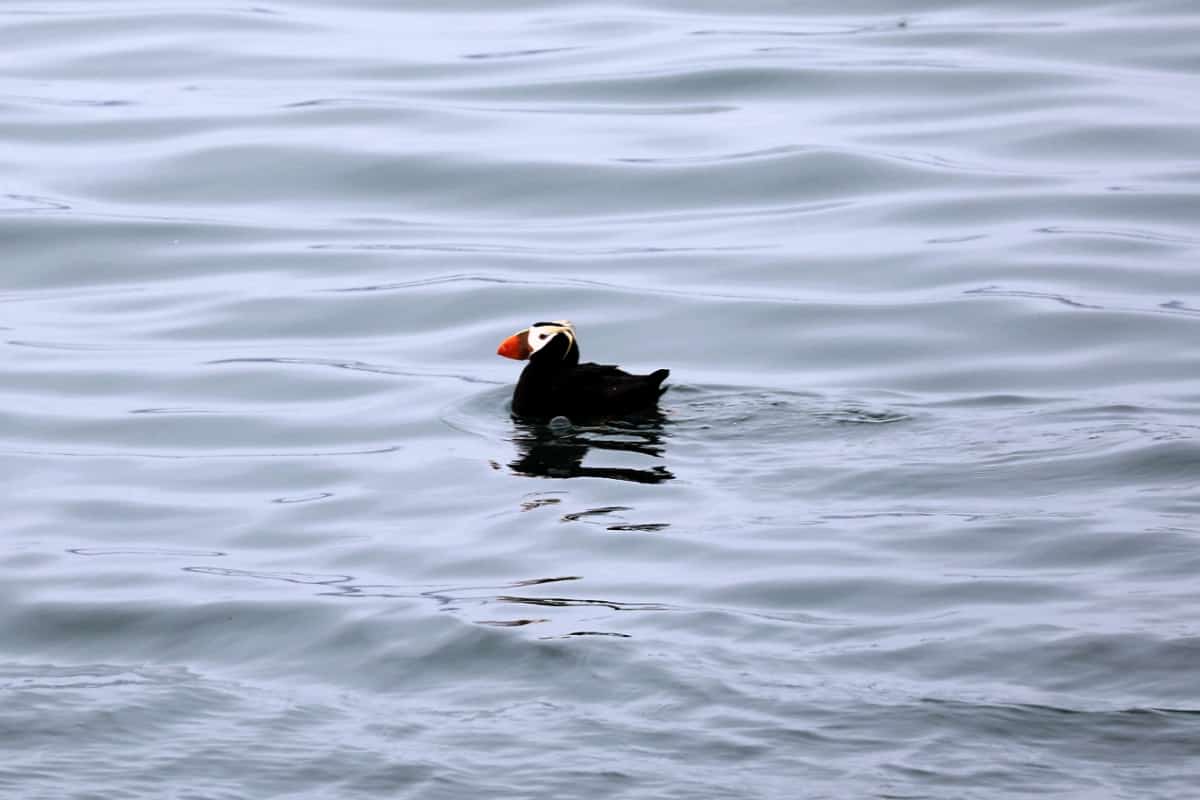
[{"left": 497, "top": 320, "right": 669, "bottom": 420}]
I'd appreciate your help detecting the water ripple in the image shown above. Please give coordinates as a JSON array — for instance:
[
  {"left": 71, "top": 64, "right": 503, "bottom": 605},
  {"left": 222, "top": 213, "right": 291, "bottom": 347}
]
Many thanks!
[{"left": 5, "top": 1, "right": 1200, "bottom": 798}]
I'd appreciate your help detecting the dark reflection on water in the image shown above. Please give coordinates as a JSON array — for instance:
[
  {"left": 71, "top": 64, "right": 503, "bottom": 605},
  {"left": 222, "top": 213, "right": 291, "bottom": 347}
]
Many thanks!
[
  {"left": 183, "top": 567, "right": 651, "bottom": 634},
  {"left": 507, "top": 414, "right": 674, "bottom": 484},
  {"left": 494, "top": 595, "right": 668, "bottom": 612}
]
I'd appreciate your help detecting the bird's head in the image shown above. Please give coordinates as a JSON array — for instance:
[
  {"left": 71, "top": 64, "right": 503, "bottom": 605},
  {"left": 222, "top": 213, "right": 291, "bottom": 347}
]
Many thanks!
[{"left": 497, "top": 320, "right": 577, "bottom": 363}]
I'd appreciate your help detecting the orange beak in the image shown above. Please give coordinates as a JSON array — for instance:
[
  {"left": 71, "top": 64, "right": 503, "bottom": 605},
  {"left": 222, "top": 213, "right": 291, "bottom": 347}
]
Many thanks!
[{"left": 497, "top": 330, "right": 532, "bottom": 360}]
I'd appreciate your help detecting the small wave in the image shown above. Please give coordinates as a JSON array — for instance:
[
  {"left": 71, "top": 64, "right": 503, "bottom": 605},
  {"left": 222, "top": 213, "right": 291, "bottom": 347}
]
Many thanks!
[{"left": 966, "top": 286, "right": 1200, "bottom": 317}]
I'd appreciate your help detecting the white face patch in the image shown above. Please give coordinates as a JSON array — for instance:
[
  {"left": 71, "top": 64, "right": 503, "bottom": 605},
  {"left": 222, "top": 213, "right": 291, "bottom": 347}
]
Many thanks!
[{"left": 526, "top": 321, "right": 576, "bottom": 357}]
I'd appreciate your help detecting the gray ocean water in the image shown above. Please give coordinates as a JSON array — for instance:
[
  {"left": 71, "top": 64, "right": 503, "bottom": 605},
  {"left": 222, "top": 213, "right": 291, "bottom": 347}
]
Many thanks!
[{"left": 3, "top": 1, "right": 1200, "bottom": 797}]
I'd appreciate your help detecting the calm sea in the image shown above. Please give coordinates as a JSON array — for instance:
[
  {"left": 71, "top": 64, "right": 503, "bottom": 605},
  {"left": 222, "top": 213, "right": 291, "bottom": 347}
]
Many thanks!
[{"left": 2, "top": 1, "right": 1199, "bottom": 797}]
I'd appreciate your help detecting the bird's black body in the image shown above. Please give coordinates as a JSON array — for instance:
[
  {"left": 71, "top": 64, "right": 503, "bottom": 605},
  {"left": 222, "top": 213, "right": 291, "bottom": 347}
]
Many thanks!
[{"left": 506, "top": 325, "right": 669, "bottom": 421}]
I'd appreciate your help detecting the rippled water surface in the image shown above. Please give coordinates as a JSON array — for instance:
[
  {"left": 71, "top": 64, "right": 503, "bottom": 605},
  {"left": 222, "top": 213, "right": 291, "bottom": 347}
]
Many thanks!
[{"left": 4, "top": 1, "right": 1200, "bottom": 797}]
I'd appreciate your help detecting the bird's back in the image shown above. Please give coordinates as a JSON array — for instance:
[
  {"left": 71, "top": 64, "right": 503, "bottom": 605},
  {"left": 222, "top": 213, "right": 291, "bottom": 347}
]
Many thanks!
[{"left": 514, "top": 361, "right": 668, "bottom": 420}]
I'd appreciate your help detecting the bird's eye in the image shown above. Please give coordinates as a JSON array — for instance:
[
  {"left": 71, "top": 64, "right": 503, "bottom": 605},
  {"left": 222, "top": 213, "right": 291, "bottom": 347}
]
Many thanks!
[{"left": 538, "top": 333, "right": 548, "bottom": 340}]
